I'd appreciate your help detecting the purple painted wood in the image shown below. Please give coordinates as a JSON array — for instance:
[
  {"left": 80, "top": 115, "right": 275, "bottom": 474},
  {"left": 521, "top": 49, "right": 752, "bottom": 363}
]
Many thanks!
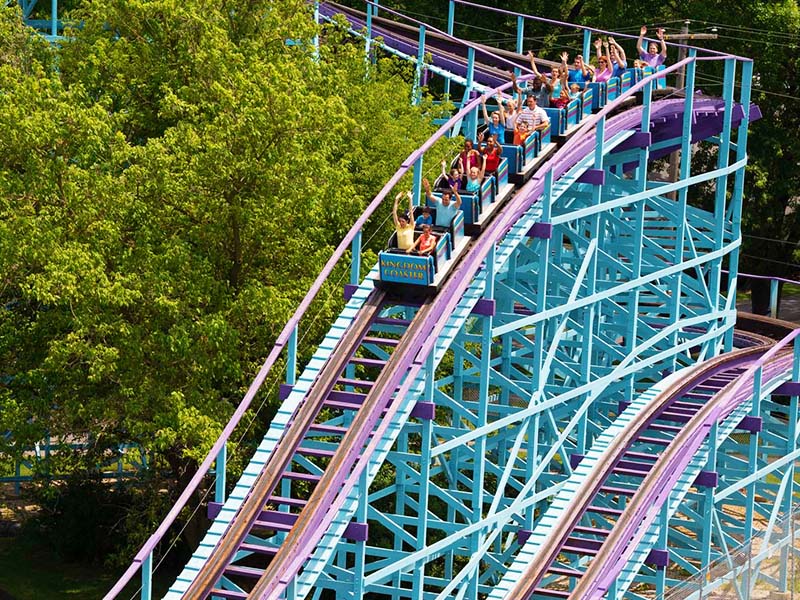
[
  {"left": 239, "top": 542, "right": 279, "bottom": 556},
  {"left": 517, "top": 529, "right": 532, "bottom": 545},
  {"left": 564, "top": 537, "right": 602, "bottom": 552},
  {"left": 527, "top": 222, "right": 552, "bottom": 239},
  {"left": 296, "top": 446, "right": 337, "bottom": 459},
  {"left": 336, "top": 377, "right": 374, "bottom": 389},
  {"left": 613, "top": 131, "right": 651, "bottom": 152},
  {"left": 577, "top": 169, "right": 605, "bottom": 185},
  {"left": 694, "top": 470, "right": 719, "bottom": 488},
  {"left": 533, "top": 588, "right": 570, "bottom": 599},
  {"left": 279, "top": 383, "right": 293, "bottom": 401},
  {"left": 344, "top": 283, "right": 359, "bottom": 301},
  {"left": 225, "top": 564, "right": 265, "bottom": 579},
  {"left": 344, "top": 521, "right": 369, "bottom": 541},
  {"left": 614, "top": 459, "right": 654, "bottom": 474},
  {"left": 775, "top": 381, "right": 800, "bottom": 396},
  {"left": 362, "top": 335, "right": 400, "bottom": 347},
  {"left": 268, "top": 495, "right": 307, "bottom": 508},
  {"left": 645, "top": 548, "right": 669, "bottom": 568},
  {"left": 349, "top": 357, "right": 387, "bottom": 368},
  {"left": 470, "top": 298, "right": 496, "bottom": 316},
  {"left": 210, "top": 588, "right": 247, "bottom": 600},
  {"left": 570, "top": 454, "right": 585, "bottom": 469},
  {"left": 326, "top": 389, "right": 368, "bottom": 405},
  {"left": 410, "top": 401, "right": 436, "bottom": 420},
  {"left": 737, "top": 415, "right": 763, "bottom": 433}
]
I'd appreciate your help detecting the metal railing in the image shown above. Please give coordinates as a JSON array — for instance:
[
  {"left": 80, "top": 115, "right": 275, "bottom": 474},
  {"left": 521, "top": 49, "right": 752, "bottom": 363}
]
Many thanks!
[{"left": 663, "top": 504, "right": 800, "bottom": 600}]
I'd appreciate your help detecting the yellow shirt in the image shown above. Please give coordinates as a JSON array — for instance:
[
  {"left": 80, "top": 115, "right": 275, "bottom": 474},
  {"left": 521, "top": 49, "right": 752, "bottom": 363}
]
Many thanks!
[{"left": 397, "top": 226, "right": 414, "bottom": 250}]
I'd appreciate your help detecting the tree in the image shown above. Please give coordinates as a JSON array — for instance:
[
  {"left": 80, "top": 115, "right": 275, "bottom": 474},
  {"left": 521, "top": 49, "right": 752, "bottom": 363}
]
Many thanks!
[{"left": 0, "top": 0, "right": 445, "bottom": 564}]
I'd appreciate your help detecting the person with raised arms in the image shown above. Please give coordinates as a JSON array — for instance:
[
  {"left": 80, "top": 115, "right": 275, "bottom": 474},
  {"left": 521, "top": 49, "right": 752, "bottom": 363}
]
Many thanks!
[
  {"left": 637, "top": 25, "right": 667, "bottom": 67},
  {"left": 392, "top": 191, "right": 415, "bottom": 251},
  {"left": 423, "top": 177, "right": 462, "bottom": 228}
]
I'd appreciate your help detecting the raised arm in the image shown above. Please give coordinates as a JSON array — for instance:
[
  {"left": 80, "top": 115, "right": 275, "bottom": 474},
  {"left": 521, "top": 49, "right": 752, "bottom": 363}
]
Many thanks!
[
  {"left": 422, "top": 177, "right": 437, "bottom": 204},
  {"left": 392, "top": 193, "right": 402, "bottom": 228},
  {"left": 594, "top": 38, "right": 603, "bottom": 61},
  {"left": 495, "top": 95, "right": 506, "bottom": 125},
  {"left": 637, "top": 25, "right": 647, "bottom": 56},
  {"left": 481, "top": 97, "right": 490, "bottom": 124},
  {"left": 528, "top": 50, "right": 543, "bottom": 77},
  {"left": 478, "top": 153, "right": 487, "bottom": 180},
  {"left": 451, "top": 185, "right": 462, "bottom": 208},
  {"left": 511, "top": 72, "right": 522, "bottom": 98},
  {"left": 610, "top": 37, "right": 627, "bottom": 66},
  {"left": 406, "top": 190, "right": 414, "bottom": 219},
  {"left": 657, "top": 27, "right": 667, "bottom": 58},
  {"left": 441, "top": 160, "right": 448, "bottom": 180}
]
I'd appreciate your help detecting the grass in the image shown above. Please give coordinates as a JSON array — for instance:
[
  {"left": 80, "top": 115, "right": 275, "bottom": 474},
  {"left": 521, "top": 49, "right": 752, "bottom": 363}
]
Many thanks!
[{"left": 0, "top": 536, "right": 176, "bottom": 600}]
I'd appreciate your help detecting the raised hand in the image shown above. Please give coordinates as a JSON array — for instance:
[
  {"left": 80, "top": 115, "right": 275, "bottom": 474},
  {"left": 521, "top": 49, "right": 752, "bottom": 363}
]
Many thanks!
[
  {"left": 560, "top": 51, "right": 569, "bottom": 63},
  {"left": 656, "top": 28, "right": 665, "bottom": 40},
  {"left": 593, "top": 38, "right": 602, "bottom": 49},
  {"left": 640, "top": 25, "right": 647, "bottom": 36}
]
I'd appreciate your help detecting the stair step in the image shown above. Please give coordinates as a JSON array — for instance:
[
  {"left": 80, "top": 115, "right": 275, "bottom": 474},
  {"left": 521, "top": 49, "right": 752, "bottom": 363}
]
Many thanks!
[
  {"left": 336, "top": 377, "right": 375, "bottom": 389},
  {"left": 296, "top": 446, "right": 336, "bottom": 459},
  {"left": 210, "top": 588, "right": 247, "bottom": 600},
  {"left": 224, "top": 564, "right": 264, "bottom": 579},
  {"left": 533, "top": 588, "right": 571, "bottom": 598},
  {"left": 362, "top": 335, "right": 399, "bottom": 347},
  {"left": 267, "top": 495, "right": 307, "bottom": 508},
  {"left": 587, "top": 505, "right": 624, "bottom": 516}
]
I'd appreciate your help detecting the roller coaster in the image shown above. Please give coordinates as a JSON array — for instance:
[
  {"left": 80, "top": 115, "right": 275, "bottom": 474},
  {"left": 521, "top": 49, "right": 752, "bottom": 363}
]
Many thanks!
[{"left": 92, "top": 1, "right": 800, "bottom": 599}]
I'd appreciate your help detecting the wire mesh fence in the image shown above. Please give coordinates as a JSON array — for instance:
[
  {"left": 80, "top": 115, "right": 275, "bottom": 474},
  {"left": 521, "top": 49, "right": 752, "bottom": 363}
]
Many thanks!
[{"left": 662, "top": 505, "right": 800, "bottom": 600}]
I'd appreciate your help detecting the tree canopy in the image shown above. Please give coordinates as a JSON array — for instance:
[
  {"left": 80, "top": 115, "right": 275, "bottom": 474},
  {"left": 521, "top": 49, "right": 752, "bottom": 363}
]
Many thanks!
[{"left": 0, "top": 0, "right": 448, "bottom": 563}]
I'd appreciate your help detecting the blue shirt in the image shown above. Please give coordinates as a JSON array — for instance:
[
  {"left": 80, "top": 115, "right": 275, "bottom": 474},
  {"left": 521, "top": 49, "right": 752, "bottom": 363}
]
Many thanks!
[
  {"left": 568, "top": 68, "right": 591, "bottom": 86},
  {"left": 486, "top": 122, "right": 505, "bottom": 142},
  {"left": 415, "top": 214, "right": 433, "bottom": 226},
  {"left": 436, "top": 202, "right": 459, "bottom": 228}
]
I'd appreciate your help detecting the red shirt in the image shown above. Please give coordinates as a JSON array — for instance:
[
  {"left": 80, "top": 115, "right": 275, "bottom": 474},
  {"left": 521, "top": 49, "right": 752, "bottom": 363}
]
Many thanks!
[
  {"left": 418, "top": 232, "right": 436, "bottom": 254},
  {"left": 483, "top": 147, "right": 502, "bottom": 172}
]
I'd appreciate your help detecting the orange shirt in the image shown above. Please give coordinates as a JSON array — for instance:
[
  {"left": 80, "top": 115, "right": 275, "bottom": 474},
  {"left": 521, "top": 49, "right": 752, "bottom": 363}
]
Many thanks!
[
  {"left": 418, "top": 232, "right": 436, "bottom": 254},
  {"left": 513, "top": 126, "right": 532, "bottom": 146}
]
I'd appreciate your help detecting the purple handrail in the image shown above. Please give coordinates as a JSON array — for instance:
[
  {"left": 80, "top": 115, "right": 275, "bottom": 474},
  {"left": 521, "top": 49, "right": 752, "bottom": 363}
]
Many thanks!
[
  {"left": 452, "top": 0, "right": 750, "bottom": 62},
  {"left": 730, "top": 269, "right": 800, "bottom": 287},
  {"left": 576, "top": 328, "right": 800, "bottom": 598},
  {"left": 323, "top": 0, "right": 541, "bottom": 76},
  {"left": 257, "top": 58, "right": 733, "bottom": 599}
]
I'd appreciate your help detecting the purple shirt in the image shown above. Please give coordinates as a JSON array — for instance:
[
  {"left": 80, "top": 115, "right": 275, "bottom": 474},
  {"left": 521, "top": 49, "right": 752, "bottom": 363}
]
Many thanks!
[
  {"left": 639, "top": 51, "right": 665, "bottom": 68},
  {"left": 594, "top": 68, "right": 613, "bottom": 83}
]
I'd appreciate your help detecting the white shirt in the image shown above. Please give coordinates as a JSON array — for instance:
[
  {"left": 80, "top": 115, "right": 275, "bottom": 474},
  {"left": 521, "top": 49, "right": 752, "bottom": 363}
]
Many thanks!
[{"left": 517, "top": 105, "right": 550, "bottom": 129}]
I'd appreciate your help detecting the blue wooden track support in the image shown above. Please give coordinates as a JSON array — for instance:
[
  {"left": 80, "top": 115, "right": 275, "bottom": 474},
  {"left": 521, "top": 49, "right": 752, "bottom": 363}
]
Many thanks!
[{"left": 94, "top": 3, "right": 800, "bottom": 600}]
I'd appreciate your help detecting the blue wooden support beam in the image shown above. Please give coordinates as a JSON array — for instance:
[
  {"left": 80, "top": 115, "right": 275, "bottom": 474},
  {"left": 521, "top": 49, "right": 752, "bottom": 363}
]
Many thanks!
[{"left": 412, "top": 25, "right": 427, "bottom": 105}]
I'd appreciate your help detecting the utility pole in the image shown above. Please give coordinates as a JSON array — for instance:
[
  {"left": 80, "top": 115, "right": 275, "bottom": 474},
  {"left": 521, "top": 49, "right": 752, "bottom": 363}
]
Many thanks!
[{"left": 665, "top": 21, "right": 718, "bottom": 197}]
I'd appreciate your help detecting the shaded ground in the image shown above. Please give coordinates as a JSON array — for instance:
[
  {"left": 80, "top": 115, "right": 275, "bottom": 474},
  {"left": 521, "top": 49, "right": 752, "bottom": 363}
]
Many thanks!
[{"left": 738, "top": 293, "right": 800, "bottom": 324}]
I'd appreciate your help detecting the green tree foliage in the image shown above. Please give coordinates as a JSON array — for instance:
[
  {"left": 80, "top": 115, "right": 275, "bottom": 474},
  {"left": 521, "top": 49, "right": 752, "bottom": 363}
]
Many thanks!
[{"left": 0, "top": 0, "right": 442, "bottom": 563}]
